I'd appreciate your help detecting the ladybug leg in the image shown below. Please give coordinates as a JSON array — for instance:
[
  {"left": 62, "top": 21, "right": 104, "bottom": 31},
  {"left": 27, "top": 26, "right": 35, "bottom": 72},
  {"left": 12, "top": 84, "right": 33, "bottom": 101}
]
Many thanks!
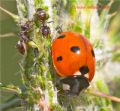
[
  {"left": 55, "top": 26, "right": 62, "bottom": 34},
  {"left": 60, "top": 76, "right": 89, "bottom": 95}
]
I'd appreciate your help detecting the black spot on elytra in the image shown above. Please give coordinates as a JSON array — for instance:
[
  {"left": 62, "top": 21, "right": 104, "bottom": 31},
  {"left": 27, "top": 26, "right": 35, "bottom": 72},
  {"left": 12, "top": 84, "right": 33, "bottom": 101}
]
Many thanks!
[
  {"left": 57, "top": 34, "right": 65, "bottom": 39},
  {"left": 91, "top": 49, "right": 95, "bottom": 57},
  {"left": 70, "top": 46, "right": 80, "bottom": 54},
  {"left": 57, "top": 56, "right": 62, "bottom": 61},
  {"left": 79, "top": 66, "right": 89, "bottom": 75}
]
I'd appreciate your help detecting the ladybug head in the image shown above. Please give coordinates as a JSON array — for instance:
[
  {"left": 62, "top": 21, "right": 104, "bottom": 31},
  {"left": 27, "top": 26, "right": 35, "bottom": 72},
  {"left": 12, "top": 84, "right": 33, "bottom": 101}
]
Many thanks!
[{"left": 57, "top": 75, "right": 89, "bottom": 95}]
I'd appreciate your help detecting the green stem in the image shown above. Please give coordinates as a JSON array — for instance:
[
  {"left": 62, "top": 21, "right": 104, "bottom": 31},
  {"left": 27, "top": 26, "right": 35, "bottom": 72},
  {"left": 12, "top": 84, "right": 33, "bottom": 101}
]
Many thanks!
[
  {"left": 0, "top": 6, "right": 19, "bottom": 21},
  {"left": 0, "top": 96, "right": 22, "bottom": 111}
]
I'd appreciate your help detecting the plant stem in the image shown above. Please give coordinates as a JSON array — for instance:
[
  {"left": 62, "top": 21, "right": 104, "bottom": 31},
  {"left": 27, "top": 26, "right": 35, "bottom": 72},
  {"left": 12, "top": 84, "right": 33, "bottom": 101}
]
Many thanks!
[
  {"left": 89, "top": 90, "right": 120, "bottom": 103},
  {"left": 0, "top": 6, "right": 19, "bottom": 21},
  {"left": 0, "top": 33, "right": 15, "bottom": 38},
  {"left": 27, "top": 0, "right": 35, "bottom": 20},
  {"left": 16, "top": 0, "right": 24, "bottom": 18}
]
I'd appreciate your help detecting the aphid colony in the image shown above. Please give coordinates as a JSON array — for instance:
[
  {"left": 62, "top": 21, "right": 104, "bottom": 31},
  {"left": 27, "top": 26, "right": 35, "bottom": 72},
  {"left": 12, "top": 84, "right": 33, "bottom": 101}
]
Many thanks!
[{"left": 16, "top": 8, "right": 50, "bottom": 55}]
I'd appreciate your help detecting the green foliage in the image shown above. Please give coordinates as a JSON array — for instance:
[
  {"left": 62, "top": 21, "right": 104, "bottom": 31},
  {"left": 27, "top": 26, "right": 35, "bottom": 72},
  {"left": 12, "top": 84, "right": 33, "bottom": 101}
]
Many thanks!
[
  {"left": 95, "top": 79, "right": 112, "bottom": 106},
  {"left": 0, "top": 83, "right": 22, "bottom": 95}
]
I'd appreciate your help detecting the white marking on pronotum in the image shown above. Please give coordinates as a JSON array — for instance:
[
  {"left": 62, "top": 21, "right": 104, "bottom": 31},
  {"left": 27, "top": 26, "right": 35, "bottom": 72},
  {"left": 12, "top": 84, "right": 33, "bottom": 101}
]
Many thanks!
[
  {"left": 73, "top": 71, "right": 89, "bottom": 79},
  {"left": 62, "top": 84, "right": 70, "bottom": 91}
]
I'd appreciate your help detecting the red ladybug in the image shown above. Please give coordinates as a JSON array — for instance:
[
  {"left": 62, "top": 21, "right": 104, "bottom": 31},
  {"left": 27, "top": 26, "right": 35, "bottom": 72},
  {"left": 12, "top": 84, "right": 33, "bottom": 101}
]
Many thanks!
[{"left": 51, "top": 32, "right": 95, "bottom": 95}]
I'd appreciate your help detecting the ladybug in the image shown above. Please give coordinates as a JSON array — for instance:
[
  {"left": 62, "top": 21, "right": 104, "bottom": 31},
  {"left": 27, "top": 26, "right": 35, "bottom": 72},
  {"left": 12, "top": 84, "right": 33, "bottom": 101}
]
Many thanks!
[{"left": 51, "top": 32, "right": 95, "bottom": 95}]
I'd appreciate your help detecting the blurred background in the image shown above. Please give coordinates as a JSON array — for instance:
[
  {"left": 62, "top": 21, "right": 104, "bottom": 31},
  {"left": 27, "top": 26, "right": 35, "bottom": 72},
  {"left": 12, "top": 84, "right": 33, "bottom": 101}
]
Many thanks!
[
  {"left": 0, "top": 0, "right": 21, "bottom": 111},
  {"left": 0, "top": 0, "right": 120, "bottom": 111}
]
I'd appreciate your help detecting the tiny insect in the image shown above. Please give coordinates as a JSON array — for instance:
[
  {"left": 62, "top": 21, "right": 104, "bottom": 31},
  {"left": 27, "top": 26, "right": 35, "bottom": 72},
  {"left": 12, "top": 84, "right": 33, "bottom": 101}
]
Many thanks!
[
  {"left": 16, "top": 40, "right": 26, "bottom": 55},
  {"left": 41, "top": 25, "right": 50, "bottom": 36},
  {"left": 36, "top": 8, "right": 47, "bottom": 21}
]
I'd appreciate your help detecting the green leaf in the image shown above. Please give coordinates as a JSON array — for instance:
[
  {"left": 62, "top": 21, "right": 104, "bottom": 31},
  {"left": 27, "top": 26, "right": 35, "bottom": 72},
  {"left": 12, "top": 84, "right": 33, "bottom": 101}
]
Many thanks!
[
  {"left": 0, "top": 95, "right": 22, "bottom": 111},
  {"left": 0, "top": 83, "right": 22, "bottom": 94}
]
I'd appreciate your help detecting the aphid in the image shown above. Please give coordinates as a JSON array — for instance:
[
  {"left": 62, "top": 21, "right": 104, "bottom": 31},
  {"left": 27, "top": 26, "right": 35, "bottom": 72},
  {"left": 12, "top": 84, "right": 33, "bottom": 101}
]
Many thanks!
[
  {"left": 19, "top": 32, "right": 29, "bottom": 42},
  {"left": 21, "top": 21, "right": 32, "bottom": 32},
  {"left": 36, "top": 8, "right": 47, "bottom": 21},
  {"left": 41, "top": 25, "right": 50, "bottom": 36},
  {"left": 16, "top": 40, "right": 26, "bottom": 55}
]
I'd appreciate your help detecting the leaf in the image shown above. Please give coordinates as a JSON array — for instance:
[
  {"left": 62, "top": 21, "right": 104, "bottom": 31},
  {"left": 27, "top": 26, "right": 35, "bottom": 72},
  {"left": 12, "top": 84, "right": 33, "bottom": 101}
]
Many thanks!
[
  {"left": 0, "top": 95, "right": 22, "bottom": 111},
  {"left": 0, "top": 83, "right": 21, "bottom": 94}
]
